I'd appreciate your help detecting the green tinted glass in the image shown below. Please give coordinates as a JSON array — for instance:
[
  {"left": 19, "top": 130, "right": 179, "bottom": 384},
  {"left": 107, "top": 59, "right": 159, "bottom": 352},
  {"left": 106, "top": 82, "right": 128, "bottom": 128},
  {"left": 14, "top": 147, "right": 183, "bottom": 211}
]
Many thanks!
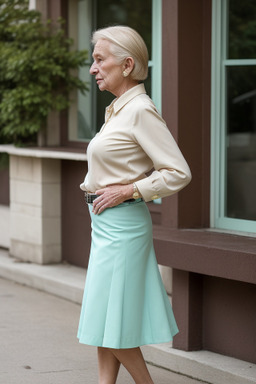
[
  {"left": 226, "top": 66, "right": 256, "bottom": 220},
  {"left": 95, "top": 0, "right": 152, "bottom": 130},
  {"left": 228, "top": 0, "right": 256, "bottom": 59}
]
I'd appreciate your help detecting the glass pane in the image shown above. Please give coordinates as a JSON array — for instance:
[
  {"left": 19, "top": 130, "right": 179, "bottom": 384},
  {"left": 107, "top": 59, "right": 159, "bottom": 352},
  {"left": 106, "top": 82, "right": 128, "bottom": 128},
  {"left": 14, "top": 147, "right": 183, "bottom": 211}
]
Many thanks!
[
  {"left": 68, "top": 0, "right": 94, "bottom": 141},
  {"left": 96, "top": 0, "right": 152, "bottom": 59},
  {"left": 228, "top": 0, "right": 256, "bottom": 59},
  {"left": 226, "top": 66, "right": 256, "bottom": 220},
  {"left": 68, "top": 0, "right": 153, "bottom": 141},
  {"left": 95, "top": 0, "right": 152, "bottom": 131}
]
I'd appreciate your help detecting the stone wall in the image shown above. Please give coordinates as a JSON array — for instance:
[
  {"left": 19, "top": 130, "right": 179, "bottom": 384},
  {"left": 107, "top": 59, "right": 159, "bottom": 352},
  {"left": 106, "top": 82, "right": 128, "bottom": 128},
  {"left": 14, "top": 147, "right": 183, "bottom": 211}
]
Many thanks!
[{"left": 9, "top": 155, "right": 61, "bottom": 264}]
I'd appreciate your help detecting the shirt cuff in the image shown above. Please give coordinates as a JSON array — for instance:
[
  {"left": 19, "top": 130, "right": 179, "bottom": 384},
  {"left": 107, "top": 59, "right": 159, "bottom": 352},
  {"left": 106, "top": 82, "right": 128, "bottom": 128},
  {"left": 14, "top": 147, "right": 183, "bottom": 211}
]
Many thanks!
[{"left": 135, "top": 178, "right": 161, "bottom": 202}]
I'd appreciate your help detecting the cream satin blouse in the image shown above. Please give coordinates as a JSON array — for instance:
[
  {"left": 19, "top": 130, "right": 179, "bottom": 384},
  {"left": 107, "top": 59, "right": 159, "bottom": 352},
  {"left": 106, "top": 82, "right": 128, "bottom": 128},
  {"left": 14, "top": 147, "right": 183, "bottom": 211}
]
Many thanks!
[{"left": 80, "top": 83, "right": 191, "bottom": 202}]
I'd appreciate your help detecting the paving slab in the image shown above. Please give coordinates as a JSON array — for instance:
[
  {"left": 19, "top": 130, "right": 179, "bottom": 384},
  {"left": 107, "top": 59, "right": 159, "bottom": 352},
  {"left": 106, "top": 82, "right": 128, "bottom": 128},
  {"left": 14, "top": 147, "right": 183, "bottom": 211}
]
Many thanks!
[
  {"left": 0, "top": 249, "right": 256, "bottom": 384},
  {"left": 0, "top": 278, "right": 203, "bottom": 384}
]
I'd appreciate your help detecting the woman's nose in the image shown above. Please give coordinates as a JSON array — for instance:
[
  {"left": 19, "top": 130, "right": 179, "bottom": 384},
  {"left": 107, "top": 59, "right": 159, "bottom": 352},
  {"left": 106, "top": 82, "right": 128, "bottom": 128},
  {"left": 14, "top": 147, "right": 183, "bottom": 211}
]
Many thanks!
[{"left": 90, "top": 62, "right": 98, "bottom": 75}]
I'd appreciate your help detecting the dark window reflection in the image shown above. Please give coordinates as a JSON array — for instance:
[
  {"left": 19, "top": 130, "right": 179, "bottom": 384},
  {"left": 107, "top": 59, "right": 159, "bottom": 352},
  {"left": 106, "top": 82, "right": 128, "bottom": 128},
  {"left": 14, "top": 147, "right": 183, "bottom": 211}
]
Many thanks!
[
  {"left": 96, "top": 0, "right": 152, "bottom": 58},
  {"left": 95, "top": 0, "right": 152, "bottom": 130},
  {"left": 226, "top": 66, "right": 256, "bottom": 220},
  {"left": 228, "top": 0, "right": 256, "bottom": 59}
]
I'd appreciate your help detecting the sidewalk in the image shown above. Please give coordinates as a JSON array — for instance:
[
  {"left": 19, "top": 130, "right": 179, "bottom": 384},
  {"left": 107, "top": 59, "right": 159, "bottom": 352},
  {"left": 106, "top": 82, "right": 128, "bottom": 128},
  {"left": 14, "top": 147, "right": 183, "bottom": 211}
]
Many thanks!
[
  {"left": 1, "top": 277, "right": 202, "bottom": 384},
  {"left": 0, "top": 248, "right": 256, "bottom": 384}
]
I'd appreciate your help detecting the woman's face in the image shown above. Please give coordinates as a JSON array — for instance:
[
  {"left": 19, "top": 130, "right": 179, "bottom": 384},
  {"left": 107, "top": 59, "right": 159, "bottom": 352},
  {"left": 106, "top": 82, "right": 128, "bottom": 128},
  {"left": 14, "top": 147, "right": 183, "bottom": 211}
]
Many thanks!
[{"left": 90, "top": 39, "right": 126, "bottom": 97}]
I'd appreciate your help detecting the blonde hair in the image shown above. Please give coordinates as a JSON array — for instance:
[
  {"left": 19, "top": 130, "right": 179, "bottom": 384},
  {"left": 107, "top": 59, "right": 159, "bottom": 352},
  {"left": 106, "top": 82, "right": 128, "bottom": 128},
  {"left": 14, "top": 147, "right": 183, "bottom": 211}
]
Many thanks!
[{"left": 92, "top": 26, "right": 148, "bottom": 81}]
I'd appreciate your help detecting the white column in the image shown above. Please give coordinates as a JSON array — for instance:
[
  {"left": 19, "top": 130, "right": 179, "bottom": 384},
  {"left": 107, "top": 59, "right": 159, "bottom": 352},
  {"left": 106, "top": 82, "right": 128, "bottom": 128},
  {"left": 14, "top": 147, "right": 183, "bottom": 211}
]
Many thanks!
[
  {"left": 0, "top": 205, "right": 10, "bottom": 248},
  {"left": 28, "top": 0, "right": 36, "bottom": 10},
  {"left": 9, "top": 155, "right": 61, "bottom": 264}
]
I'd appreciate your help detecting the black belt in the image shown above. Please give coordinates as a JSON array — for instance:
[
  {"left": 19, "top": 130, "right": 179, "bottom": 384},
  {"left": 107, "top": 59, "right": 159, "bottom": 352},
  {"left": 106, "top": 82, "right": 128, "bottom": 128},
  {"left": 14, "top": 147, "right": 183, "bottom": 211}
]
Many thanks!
[{"left": 84, "top": 192, "right": 136, "bottom": 204}]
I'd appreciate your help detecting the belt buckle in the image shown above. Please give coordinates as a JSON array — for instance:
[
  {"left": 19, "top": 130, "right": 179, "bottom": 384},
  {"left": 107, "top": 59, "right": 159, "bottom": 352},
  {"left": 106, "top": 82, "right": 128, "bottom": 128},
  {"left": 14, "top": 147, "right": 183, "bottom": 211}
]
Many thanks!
[
  {"left": 84, "top": 192, "right": 97, "bottom": 204},
  {"left": 84, "top": 192, "right": 91, "bottom": 204}
]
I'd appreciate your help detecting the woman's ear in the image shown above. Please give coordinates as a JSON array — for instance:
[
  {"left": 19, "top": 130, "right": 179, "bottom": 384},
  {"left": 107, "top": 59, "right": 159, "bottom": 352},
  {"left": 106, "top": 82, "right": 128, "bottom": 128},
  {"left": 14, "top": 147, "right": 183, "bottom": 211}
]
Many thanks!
[{"left": 123, "top": 57, "right": 135, "bottom": 76}]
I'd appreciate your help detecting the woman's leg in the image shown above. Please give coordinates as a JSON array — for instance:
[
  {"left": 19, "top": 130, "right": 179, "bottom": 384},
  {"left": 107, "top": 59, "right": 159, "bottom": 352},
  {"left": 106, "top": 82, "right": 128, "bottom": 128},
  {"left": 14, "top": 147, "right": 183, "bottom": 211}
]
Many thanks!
[
  {"left": 97, "top": 347, "right": 120, "bottom": 384},
  {"left": 110, "top": 347, "right": 154, "bottom": 384}
]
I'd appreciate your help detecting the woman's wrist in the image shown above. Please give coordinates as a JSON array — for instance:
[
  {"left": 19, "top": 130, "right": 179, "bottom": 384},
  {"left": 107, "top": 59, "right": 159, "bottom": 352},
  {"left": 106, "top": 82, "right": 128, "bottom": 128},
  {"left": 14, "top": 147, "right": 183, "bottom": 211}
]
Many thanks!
[{"left": 125, "top": 184, "right": 134, "bottom": 199}]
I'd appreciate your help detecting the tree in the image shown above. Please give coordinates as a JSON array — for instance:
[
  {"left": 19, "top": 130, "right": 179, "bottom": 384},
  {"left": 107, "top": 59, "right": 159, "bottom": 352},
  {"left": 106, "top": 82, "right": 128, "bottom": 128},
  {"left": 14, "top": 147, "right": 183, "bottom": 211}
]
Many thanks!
[{"left": 0, "top": 0, "right": 88, "bottom": 145}]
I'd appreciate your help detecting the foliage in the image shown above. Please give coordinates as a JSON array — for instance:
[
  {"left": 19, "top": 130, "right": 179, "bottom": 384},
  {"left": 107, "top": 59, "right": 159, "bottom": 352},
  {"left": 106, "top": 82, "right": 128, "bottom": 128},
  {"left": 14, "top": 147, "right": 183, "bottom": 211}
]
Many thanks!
[{"left": 0, "top": 0, "right": 88, "bottom": 145}]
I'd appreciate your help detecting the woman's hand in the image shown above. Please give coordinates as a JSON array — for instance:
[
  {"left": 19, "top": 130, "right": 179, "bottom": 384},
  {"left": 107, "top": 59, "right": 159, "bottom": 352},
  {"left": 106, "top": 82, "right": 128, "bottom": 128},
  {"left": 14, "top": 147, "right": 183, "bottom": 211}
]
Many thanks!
[{"left": 92, "top": 184, "right": 134, "bottom": 215}]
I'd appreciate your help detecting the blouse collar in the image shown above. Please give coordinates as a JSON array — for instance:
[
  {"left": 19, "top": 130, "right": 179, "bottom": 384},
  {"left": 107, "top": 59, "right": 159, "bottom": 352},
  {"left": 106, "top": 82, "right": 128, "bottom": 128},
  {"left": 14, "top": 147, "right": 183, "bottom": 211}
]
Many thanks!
[{"left": 110, "top": 83, "right": 146, "bottom": 115}]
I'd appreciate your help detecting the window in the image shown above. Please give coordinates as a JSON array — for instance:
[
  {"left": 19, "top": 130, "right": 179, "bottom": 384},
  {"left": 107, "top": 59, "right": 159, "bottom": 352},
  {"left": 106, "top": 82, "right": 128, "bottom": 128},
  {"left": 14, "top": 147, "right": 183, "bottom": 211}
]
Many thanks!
[
  {"left": 68, "top": 0, "right": 162, "bottom": 142},
  {"left": 211, "top": 0, "right": 256, "bottom": 234}
]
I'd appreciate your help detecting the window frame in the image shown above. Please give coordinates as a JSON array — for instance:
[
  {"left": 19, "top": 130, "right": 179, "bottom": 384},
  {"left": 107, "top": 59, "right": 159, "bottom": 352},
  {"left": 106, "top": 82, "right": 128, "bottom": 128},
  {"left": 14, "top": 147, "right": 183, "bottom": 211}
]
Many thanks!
[
  {"left": 211, "top": 0, "right": 256, "bottom": 235},
  {"left": 66, "top": 0, "right": 162, "bottom": 144}
]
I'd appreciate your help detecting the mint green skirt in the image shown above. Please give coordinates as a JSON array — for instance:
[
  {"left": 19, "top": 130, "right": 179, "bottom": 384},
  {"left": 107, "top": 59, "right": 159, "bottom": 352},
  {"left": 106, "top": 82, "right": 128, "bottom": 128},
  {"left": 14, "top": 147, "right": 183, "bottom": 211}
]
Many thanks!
[{"left": 77, "top": 199, "right": 178, "bottom": 349}]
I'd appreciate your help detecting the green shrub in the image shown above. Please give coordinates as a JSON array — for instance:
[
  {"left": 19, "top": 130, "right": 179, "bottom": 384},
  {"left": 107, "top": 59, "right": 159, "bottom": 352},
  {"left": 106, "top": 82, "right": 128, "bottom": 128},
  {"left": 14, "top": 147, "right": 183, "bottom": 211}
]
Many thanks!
[{"left": 0, "top": 0, "right": 88, "bottom": 145}]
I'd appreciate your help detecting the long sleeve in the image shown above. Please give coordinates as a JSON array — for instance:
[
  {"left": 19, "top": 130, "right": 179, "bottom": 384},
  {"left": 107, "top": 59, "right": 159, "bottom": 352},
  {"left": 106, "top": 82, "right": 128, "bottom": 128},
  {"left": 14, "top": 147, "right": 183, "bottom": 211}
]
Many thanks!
[{"left": 132, "top": 103, "right": 191, "bottom": 202}]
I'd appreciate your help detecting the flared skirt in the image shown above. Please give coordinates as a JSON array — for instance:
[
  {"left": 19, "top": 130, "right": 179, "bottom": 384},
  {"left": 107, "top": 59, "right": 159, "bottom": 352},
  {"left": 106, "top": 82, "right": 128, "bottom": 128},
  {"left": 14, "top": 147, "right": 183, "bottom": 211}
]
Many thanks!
[{"left": 77, "top": 199, "right": 178, "bottom": 349}]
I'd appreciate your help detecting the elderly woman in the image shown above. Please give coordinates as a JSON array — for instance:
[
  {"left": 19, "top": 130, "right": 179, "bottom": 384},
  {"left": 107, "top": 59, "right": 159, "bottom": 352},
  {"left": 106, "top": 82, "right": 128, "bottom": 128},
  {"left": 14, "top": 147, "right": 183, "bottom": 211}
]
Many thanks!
[{"left": 78, "top": 26, "right": 191, "bottom": 384}]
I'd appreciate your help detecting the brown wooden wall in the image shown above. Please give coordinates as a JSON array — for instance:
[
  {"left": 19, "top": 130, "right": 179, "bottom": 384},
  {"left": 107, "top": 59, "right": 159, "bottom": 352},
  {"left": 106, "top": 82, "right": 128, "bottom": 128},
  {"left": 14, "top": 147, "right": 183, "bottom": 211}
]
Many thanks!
[
  {"left": 55, "top": 0, "right": 256, "bottom": 365},
  {"left": 0, "top": 159, "right": 10, "bottom": 205},
  {"left": 161, "top": 0, "right": 211, "bottom": 230},
  {"left": 159, "top": 0, "right": 256, "bottom": 365},
  {"left": 203, "top": 277, "right": 256, "bottom": 363},
  {"left": 61, "top": 159, "right": 91, "bottom": 268}
]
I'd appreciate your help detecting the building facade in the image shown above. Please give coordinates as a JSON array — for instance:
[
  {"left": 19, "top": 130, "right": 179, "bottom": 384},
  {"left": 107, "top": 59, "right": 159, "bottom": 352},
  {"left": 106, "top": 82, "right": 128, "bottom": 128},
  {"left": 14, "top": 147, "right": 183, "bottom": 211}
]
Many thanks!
[{"left": 0, "top": 0, "right": 256, "bottom": 366}]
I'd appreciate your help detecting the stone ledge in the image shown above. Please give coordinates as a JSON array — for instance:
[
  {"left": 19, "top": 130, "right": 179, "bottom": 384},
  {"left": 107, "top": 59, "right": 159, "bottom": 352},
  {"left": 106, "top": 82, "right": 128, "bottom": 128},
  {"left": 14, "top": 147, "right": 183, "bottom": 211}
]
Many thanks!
[
  {"left": 0, "top": 144, "right": 87, "bottom": 161},
  {"left": 142, "top": 343, "right": 256, "bottom": 384},
  {"left": 0, "top": 248, "right": 255, "bottom": 384},
  {"left": 0, "top": 248, "right": 85, "bottom": 303}
]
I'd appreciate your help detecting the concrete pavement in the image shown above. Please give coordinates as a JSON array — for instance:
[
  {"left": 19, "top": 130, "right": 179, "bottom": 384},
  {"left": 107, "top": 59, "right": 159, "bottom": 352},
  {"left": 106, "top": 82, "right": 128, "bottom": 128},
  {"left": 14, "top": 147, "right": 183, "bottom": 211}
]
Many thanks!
[
  {"left": 1, "top": 277, "right": 203, "bottom": 384},
  {"left": 0, "top": 249, "right": 256, "bottom": 384}
]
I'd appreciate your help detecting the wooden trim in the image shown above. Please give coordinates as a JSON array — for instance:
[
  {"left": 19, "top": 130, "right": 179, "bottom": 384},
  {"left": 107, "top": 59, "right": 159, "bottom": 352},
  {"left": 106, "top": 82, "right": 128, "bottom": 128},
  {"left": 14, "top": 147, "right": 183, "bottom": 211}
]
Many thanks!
[
  {"left": 201, "top": 0, "right": 212, "bottom": 227},
  {"left": 172, "top": 270, "right": 203, "bottom": 350},
  {"left": 153, "top": 226, "right": 256, "bottom": 285},
  {"left": 161, "top": 0, "right": 179, "bottom": 228},
  {"left": 161, "top": 0, "right": 212, "bottom": 229}
]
